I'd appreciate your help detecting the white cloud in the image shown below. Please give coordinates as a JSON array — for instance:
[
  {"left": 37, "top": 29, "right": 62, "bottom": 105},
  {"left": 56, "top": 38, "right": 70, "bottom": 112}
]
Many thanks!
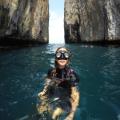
[{"left": 49, "top": 10, "right": 65, "bottom": 44}]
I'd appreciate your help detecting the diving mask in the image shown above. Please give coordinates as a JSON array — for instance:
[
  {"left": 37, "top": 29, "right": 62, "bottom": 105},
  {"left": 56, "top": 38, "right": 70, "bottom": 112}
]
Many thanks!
[{"left": 55, "top": 51, "right": 70, "bottom": 60}]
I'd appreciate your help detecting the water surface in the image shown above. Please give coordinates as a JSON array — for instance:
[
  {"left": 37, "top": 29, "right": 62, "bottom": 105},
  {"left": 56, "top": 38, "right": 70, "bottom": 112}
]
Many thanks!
[{"left": 0, "top": 44, "right": 120, "bottom": 120}]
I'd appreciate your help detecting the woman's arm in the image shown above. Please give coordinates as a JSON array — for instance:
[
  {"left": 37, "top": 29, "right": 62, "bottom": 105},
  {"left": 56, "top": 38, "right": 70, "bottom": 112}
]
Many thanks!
[
  {"left": 71, "top": 87, "right": 80, "bottom": 111},
  {"left": 65, "top": 86, "right": 80, "bottom": 120},
  {"left": 38, "top": 78, "right": 51, "bottom": 97},
  {"left": 38, "top": 68, "right": 53, "bottom": 97}
]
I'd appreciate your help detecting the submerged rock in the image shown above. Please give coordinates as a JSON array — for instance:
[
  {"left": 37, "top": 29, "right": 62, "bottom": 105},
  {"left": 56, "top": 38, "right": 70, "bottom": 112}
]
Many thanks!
[
  {"left": 0, "top": 0, "right": 49, "bottom": 43},
  {"left": 64, "top": 0, "right": 120, "bottom": 43}
]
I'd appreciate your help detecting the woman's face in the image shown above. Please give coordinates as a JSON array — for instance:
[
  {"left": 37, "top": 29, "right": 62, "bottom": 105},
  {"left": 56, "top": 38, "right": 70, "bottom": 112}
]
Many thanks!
[{"left": 56, "top": 48, "right": 69, "bottom": 69}]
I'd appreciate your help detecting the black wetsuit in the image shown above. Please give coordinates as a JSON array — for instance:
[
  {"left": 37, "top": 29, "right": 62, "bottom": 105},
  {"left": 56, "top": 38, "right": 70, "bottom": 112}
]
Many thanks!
[{"left": 46, "top": 67, "right": 79, "bottom": 112}]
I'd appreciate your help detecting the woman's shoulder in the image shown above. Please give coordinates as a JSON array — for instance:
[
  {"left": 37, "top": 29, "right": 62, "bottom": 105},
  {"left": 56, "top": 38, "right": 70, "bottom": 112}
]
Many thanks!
[
  {"left": 47, "top": 67, "right": 55, "bottom": 76},
  {"left": 67, "top": 67, "right": 80, "bottom": 82},
  {"left": 66, "top": 67, "right": 76, "bottom": 74}
]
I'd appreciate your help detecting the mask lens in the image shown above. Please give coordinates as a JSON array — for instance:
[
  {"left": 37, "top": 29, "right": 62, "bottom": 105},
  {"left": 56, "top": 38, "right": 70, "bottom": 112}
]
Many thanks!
[
  {"left": 64, "top": 52, "right": 69, "bottom": 59},
  {"left": 56, "top": 52, "right": 61, "bottom": 58}
]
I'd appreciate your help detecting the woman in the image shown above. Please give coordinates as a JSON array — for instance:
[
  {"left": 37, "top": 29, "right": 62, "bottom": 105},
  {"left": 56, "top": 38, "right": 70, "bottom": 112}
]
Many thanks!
[{"left": 38, "top": 47, "right": 80, "bottom": 120}]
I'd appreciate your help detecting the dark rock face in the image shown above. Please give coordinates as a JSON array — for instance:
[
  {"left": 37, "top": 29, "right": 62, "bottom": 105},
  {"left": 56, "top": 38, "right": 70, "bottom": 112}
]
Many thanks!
[
  {"left": 64, "top": 0, "right": 80, "bottom": 43},
  {"left": 64, "top": 0, "right": 120, "bottom": 43},
  {"left": 0, "top": 0, "right": 49, "bottom": 43}
]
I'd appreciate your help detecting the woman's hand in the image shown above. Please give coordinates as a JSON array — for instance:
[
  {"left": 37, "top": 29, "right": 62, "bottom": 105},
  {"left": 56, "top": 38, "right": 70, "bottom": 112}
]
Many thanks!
[
  {"left": 38, "top": 91, "right": 46, "bottom": 97},
  {"left": 38, "top": 85, "right": 48, "bottom": 97},
  {"left": 38, "top": 91, "right": 48, "bottom": 100}
]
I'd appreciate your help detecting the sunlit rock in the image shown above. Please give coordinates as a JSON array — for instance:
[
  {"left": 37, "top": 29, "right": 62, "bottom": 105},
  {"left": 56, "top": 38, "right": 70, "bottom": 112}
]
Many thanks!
[
  {"left": 64, "top": 0, "right": 80, "bottom": 43},
  {"left": 105, "top": 0, "right": 120, "bottom": 40},
  {"left": 64, "top": 0, "right": 120, "bottom": 43},
  {"left": 0, "top": 0, "right": 49, "bottom": 43}
]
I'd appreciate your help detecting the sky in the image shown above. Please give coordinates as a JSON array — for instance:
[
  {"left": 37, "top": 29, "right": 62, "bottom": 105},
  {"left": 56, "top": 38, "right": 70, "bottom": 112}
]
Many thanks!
[{"left": 49, "top": 0, "right": 64, "bottom": 44}]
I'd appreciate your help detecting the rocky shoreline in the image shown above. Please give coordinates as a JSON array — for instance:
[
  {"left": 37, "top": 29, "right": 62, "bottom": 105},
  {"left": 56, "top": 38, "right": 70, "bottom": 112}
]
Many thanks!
[
  {"left": 0, "top": 38, "right": 120, "bottom": 52},
  {"left": 0, "top": 37, "right": 47, "bottom": 52}
]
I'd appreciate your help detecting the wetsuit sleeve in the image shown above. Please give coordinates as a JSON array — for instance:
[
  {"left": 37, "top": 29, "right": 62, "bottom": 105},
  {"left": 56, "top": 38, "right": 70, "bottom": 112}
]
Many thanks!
[
  {"left": 47, "top": 67, "right": 53, "bottom": 78},
  {"left": 71, "top": 71, "right": 80, "bottom": 87}
]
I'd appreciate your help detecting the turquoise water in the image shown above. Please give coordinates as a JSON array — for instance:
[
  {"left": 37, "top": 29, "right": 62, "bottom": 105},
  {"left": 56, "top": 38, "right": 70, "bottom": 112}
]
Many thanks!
[{"left": 0, "top": 44, "right": 120, "bottom": 120}]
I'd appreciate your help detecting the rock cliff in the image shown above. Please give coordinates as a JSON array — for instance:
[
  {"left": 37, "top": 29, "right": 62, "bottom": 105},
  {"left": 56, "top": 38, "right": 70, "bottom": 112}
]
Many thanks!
[
  {"left": 64, "top": 0, "right": 120, "bottom": 43},
  {"left": 0, "top": 0, "right": 49, "bottom": 44}
]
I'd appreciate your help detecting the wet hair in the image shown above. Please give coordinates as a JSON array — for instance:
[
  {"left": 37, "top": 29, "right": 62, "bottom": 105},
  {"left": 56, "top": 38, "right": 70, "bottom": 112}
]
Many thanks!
[
  {"left": 55, "top": 47, "right": 70, "bottom": 67},
  {"left": 56, "top": 47, "right": 68, "bottom": 53}
]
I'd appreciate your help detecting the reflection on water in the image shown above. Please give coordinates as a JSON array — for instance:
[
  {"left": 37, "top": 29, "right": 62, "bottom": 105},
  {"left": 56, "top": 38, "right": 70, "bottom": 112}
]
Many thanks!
[{"left": 0, "top": 44, "right": 120, "bottom": 120}]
